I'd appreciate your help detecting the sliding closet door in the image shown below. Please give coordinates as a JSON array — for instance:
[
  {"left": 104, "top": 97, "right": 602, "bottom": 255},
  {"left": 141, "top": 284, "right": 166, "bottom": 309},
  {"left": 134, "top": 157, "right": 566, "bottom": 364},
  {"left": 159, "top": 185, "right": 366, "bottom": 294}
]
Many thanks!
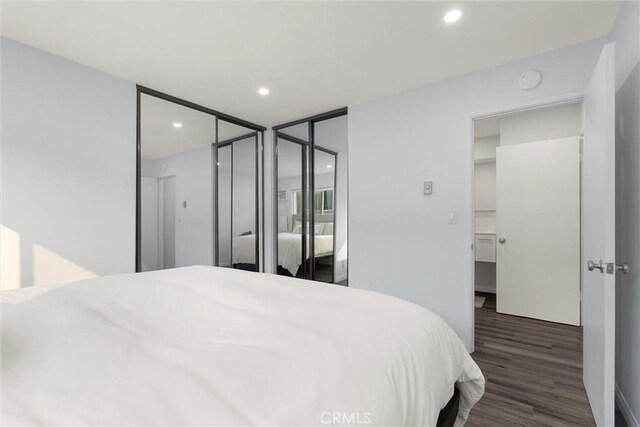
[
  {"left": 276, "top": 138, "right": 306, "bottom": 278},
  {"left": 311, "top": 148, "right": 336, "bottom": 283},
  {"left": 232, "top": 136, "right": 258, "bottom": 271},
  {"left": 216, "top": 120, "right": 260, "bottom": 271},
  {"left": 136, "top": 88, "right": 265, "bottom": 273},
  {"left": 139, "top": 93, "right": 216, "bottom": 271},
  {"left": 217, "top": 144, "right": 232, "bottom": 267},
  {"left": 312, "top": 115, "right": 348, "bottom": 284},
  {"left": 273, "top": 111, "right": 348, "bottom": 284}
]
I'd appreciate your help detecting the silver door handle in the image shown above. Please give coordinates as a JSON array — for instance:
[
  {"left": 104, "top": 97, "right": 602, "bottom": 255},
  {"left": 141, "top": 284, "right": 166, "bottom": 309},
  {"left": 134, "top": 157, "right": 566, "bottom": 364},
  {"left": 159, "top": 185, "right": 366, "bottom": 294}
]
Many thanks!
[
  {"left": 617, "top": 263, "right": 630, "bottom": 274},
  {"left": 498, "top": 237, "right": 506, "bottom": 244},
  {"left": 588, "top": 260, "right": 605, "bottom": 272}
]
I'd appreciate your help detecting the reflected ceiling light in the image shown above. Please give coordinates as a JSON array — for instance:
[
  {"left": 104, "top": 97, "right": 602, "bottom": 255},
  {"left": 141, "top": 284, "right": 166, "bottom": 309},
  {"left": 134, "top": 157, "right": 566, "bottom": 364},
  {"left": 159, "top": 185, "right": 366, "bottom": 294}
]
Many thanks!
[
  {"left": 173, "top": 122, "right": 183, "bottom": 128},
  {"left": 258, "top": 87, "right": 270, "bottom": 96},
  {"left": 443, "top": 9, "right": 462, "bottom": 23},
  {"left": 327, "top": 164, "right": 333, "bottom": 169}
]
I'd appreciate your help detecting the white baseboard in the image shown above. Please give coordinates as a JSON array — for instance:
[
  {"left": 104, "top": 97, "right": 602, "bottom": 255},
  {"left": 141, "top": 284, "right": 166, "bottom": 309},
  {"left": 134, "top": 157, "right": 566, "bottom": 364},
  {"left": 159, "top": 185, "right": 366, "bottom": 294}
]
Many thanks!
[
  {"left": 616, "top": 384, "right": 639, "bottom": 427},
  {"left": 475, "top": 285, "right": 496, "bottom": 294}
]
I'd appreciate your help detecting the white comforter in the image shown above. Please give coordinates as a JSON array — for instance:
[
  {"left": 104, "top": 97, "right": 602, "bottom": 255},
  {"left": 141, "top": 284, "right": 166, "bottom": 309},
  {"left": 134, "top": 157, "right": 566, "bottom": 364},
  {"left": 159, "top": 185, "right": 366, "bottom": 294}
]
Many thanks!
[
  {"left": 1, "top": 266, "right": 484, "bottom": 426},
  {"left": 233, "top": 233, "right": 334, "bottom": 276}
]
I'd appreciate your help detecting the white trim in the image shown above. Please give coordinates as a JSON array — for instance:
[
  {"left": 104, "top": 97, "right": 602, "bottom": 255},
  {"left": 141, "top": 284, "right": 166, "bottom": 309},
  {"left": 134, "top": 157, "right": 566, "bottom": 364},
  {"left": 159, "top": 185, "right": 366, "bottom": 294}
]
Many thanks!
[
  {"left": 467, "top": 92, "right": 585, "bottom": 353},
  {"left": 616, "top": 384, "right": 639, "bottom": 427},
  {"left": 468, "top": 114, "right": 475, "bottom": 354}
]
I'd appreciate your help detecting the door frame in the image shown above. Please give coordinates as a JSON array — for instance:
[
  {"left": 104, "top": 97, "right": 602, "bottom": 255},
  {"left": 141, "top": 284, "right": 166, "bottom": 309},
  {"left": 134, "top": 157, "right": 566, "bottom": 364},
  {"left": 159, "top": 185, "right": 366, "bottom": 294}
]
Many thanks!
[
  {"left": 135, "top": 85, "right": 266, "bottom": 272},
  {"left": 467, "top": 92, "right": 584, "bottom": 353}
]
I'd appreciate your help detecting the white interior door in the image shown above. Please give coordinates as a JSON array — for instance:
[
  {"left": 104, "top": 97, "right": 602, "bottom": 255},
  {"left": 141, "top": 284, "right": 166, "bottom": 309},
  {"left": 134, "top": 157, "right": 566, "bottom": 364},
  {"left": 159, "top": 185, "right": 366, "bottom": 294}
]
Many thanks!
[
  {"left": 582, "top": 43, "right": 616, "bottom": 427},
  {"left": 496, "top": 137, "right": 581, "bottom": 325}
]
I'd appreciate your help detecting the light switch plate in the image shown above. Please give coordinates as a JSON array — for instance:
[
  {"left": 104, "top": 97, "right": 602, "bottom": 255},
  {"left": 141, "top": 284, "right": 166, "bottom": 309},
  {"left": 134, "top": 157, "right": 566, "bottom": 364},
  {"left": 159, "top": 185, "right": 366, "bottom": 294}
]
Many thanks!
[
  {"left": 423, "top": 181, "right": 433, "bottom": 195},
  {"left": 448, "top": 210, "right": 457, "bottom": 224}
]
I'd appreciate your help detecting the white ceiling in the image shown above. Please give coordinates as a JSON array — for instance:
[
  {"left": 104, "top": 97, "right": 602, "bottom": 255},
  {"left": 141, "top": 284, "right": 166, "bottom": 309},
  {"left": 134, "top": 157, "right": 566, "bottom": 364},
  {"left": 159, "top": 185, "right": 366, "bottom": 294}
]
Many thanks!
[{"left": 2, "top": 1, "right": 621, "bottom": 127}]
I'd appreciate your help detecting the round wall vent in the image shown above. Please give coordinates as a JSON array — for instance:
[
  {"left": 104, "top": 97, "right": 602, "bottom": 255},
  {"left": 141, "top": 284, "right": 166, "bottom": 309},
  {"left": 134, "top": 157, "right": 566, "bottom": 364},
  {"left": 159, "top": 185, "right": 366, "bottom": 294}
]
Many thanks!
[{"left": 518, "top": 70, "right": 542, "bottom": 90}]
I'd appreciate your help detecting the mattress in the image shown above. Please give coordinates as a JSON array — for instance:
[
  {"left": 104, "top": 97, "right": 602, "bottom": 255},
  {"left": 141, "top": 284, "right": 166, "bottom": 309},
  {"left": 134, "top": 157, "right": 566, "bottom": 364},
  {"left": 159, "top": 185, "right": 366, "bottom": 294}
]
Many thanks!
[
  {"left": 1, "top": 266, "right": 484, "bottom": 426},
  {"left": 233, "top": 233, "right": 333, "bottom": 276}
]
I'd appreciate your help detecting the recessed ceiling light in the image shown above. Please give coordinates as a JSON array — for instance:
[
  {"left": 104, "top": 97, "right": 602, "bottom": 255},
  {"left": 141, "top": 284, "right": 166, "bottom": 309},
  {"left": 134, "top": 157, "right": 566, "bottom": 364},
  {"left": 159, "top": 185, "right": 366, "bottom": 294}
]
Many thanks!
[
  {"left": 173, "top": 122, "right": 183, "bottom": 128},
  {"left": 258, "top": 87, "right": 270, "bottom": 96},
  {"left": 444, "top": 9, "right": 462, "bottom": 23}
]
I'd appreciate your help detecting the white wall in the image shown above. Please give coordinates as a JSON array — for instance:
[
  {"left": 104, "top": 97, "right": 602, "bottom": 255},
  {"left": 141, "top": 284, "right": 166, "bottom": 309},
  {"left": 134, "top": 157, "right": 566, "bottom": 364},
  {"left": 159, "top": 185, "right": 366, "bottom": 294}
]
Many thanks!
[
  {"left": 1, "top": 38, "right": 136, "bottom": 289},
  {"left": 348, "top": 37, "right": 609, "bottom": 349},
  {"left": 611, "top": 2, "right": 640, "bottom": 425}
]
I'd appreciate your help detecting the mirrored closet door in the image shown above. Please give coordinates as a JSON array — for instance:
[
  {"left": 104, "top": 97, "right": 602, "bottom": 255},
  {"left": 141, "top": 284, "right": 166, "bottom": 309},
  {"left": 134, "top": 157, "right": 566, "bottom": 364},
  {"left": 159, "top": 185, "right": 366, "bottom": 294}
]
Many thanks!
[
  {"left": 274, "top": 109, "right": 348, "bottom": 285},
  {"left": 137, "top": 87, "right": 264, "bottom": 273},
  {"left": 216, "top": 120, "right": 261, "bottom": 272}
]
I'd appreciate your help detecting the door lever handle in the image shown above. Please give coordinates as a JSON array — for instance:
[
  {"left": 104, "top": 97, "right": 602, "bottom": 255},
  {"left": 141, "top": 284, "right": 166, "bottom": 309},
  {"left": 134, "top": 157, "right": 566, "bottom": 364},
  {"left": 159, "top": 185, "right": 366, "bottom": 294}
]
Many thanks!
[{"left": 587, "top": 260, "right": 605, "bottom": 273}]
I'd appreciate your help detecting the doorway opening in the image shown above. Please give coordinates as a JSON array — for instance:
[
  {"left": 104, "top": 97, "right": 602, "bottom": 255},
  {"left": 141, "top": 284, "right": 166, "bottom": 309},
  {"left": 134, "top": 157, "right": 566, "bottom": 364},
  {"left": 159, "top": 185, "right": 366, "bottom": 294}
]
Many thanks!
[
  {"left": 469, "top": 100, "right": 598, "bottom": 425},
  {"left": 473, "top": 101, "right": 584, "bottom": 324}
]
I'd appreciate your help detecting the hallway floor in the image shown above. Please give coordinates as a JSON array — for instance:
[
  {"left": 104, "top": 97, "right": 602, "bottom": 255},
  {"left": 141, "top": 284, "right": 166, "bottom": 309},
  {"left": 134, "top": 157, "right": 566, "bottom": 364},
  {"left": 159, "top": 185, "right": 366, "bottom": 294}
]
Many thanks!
[{"left": 467, "top": 293, "right": 596, "bottom": 426}]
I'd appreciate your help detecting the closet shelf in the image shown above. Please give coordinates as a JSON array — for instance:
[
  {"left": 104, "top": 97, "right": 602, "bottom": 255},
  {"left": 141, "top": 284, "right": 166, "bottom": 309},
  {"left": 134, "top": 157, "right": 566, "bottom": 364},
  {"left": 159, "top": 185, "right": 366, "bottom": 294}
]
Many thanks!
[{"left": 474, "top": 157, "right": 496, "bottom": 164}]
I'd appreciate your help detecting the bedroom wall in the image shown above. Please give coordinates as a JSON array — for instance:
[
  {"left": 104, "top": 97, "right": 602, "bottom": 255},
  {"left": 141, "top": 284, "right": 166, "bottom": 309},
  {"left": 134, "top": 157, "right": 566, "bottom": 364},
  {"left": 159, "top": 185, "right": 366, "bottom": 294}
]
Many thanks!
[
  {"left": 348, "top": 36, "right": 610, "bottom": 349},
  {"left": 1, "top": 38, "right": 136, "bottom": 289},
  {"left": 611, "top": 1, "right": 640, "bottom": 425}
]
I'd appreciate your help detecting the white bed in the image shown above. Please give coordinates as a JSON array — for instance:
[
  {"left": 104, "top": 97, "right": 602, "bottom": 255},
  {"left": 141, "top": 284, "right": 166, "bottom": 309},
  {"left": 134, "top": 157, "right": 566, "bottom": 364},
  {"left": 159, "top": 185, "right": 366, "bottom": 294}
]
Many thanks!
[
  {"left": 233, "top": 233, "right": 333, "bottom": 276},
  {"left": 1, "top": 266, "right": 484, "bottom": 426}
]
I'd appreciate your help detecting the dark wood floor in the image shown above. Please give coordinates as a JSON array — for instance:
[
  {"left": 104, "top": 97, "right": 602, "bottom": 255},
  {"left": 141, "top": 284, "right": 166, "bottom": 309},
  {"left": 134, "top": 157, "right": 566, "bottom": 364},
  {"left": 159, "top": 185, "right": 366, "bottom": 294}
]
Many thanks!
[{"left": 467, "top": 293, "right": 596, "bottom": 427}]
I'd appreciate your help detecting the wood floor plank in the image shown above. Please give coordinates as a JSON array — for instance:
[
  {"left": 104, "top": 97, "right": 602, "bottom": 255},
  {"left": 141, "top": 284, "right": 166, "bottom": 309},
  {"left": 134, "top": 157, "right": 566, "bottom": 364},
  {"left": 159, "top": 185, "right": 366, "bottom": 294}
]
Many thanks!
[{"left": 466, "top": 293, "right": 595, "bottom": 427}]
